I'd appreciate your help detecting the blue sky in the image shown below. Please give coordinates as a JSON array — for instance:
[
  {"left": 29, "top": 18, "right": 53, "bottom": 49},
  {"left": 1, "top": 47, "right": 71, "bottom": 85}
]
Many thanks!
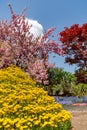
[{"left": 0, "top": 0, "right": 87, "bottom": 73}]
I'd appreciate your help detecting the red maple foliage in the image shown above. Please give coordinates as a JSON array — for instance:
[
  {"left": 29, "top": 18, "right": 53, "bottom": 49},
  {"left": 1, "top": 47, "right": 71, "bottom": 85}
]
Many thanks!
[
  {"left": 75, "top": 69, "right": 87, "bottom": 83},
  {"left": 59, "top": 24, "right": 87, "bottom": 70}
]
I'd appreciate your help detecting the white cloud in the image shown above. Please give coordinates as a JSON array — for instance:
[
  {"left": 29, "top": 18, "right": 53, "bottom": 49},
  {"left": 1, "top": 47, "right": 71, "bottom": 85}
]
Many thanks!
[{"left": 25, "top": 18, "right": 44, "bottom": 38}]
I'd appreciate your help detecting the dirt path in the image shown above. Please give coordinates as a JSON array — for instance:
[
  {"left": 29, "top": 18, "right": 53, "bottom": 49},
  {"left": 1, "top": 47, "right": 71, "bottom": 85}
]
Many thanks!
[{"left": 70, "top": 111, "right": 87, "bottom": 130}]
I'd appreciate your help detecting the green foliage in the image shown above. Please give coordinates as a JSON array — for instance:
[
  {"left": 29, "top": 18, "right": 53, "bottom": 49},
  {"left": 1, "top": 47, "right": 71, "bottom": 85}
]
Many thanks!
[
  {"left": 47, "top": 68, "right": 64, "bottom": 95},
  {"left": 47, "top": 67, "right": 76, "bottom": 96},
  {"left": 60, "top": 71, "right": 76, "bottom": 96},
  {"left": 73, "top": 83, "right": 87, "bottom": 97}
]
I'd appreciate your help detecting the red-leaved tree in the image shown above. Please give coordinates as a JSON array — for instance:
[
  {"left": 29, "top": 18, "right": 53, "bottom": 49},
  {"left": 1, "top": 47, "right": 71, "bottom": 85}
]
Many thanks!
[
  {"left": 59, "top": 24, "right": 87, "bottom": 70},
  {"left": 75, "top": 69, "right": 87, "bottom": 83},
  {"left": 0, "top": 4, "right": 62, "bottom": 85}
]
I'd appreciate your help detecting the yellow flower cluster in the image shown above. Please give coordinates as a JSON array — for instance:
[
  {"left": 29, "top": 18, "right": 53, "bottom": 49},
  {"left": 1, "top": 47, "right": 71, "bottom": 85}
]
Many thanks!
[{"left": 0, "top": 65, "right": 71, "bottom": 129}]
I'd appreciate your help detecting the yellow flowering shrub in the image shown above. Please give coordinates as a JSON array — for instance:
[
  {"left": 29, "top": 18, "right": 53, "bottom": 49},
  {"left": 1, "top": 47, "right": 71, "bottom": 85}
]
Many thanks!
[{"left": 0, "top": 65, "right": 71, "bottom": 130}]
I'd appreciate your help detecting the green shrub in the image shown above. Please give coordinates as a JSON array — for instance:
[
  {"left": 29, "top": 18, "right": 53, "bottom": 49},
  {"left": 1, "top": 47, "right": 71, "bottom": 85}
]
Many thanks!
[
  {"left": 73, "top": 83, "right": 87, "bottom": 97},
  {"left": 47, "top": 67, "right": 76, "bottom": 96}
]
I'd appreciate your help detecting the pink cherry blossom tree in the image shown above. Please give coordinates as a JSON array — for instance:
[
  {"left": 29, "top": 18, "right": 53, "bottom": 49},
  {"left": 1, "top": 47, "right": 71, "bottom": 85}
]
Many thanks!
[{"left": 0, "top": 4, "right": 62, "bottom": 84}]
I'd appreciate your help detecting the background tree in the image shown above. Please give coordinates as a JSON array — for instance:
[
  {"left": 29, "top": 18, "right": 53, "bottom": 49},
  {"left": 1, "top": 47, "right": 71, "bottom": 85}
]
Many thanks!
[
  {"left": 59, "top": 24, "right": 87, "bottom": 70},
  {"left": 75, "top": 69, "right": 87, "bottom": 84},
  {"left": 47, "top": 67, "right": 76, "bottom": 96}
]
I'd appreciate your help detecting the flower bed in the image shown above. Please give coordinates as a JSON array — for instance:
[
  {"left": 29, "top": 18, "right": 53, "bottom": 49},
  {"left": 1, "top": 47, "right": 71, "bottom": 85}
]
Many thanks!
[
  {"left": 0, "top": 65, "right": 71, "bottom": 130},
  {"left": 54, "top": 96, "right": 87, "bottom": 105}
]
